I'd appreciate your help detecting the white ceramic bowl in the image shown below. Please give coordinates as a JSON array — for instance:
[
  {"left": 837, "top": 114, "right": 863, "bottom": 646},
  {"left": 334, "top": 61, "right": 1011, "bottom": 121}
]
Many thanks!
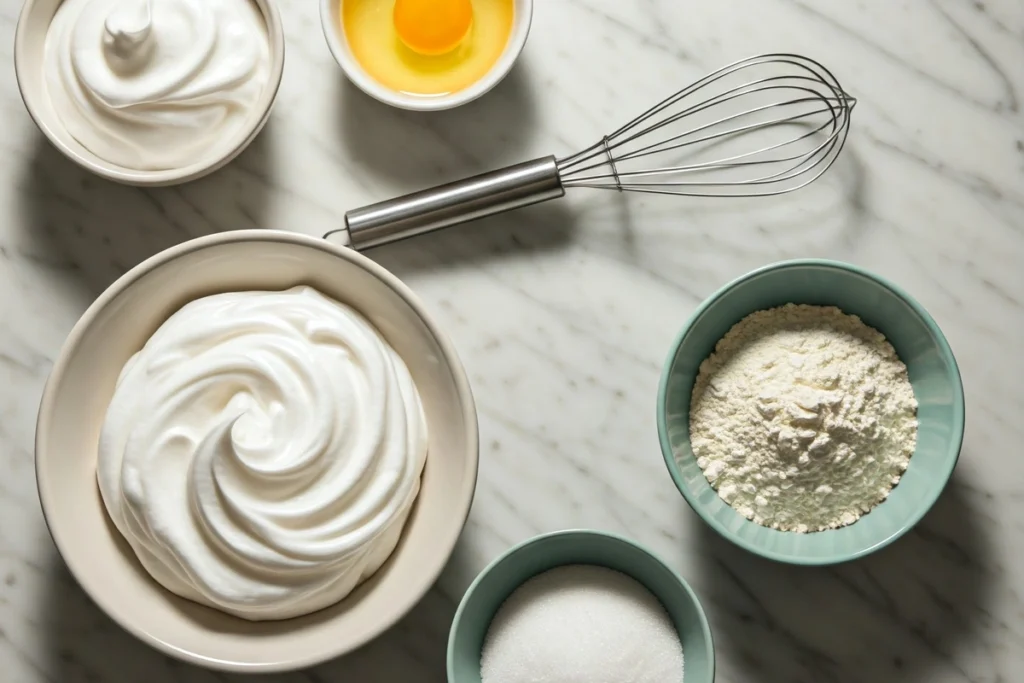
[
  {"left": 321, "top": 0, "right": 533, "bottom": 111},
  {"left": 14, "top": 0, "right": 286, "bottom": 186},
  {"left": 36, "top": 230, "right": 479, "bottom": 672}
]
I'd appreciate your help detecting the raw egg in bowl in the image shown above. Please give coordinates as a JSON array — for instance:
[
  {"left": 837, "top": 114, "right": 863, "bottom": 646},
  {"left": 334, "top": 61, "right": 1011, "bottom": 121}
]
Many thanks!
[{"left": 321, "top": 0, "right": 533, "bottom": 110}]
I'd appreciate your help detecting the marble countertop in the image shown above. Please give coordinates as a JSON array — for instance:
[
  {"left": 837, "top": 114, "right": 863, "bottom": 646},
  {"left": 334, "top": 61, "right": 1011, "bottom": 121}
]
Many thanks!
[{"left": 2, "top": 0, "right": 1022, "bottom": 681}]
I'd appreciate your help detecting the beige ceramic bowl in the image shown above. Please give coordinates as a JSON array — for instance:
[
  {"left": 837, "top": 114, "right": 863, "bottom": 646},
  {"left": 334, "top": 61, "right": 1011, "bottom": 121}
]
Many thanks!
[
  {"left": 35, "top": 230, "right": 479, "bottom": 672},
  {"left": 14, "top": 0, "right": 285, "bottom": 186},
  {"left": 321, "top": 0, "right": 533, "bottom": 111}
]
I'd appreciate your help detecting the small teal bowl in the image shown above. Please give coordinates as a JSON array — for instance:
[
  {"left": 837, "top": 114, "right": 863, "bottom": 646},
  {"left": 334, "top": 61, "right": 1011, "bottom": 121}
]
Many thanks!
[
  {"left": 657, "top": 259, "right": 965, "bottom": 565},
  {"left": 447, "top": 529, "right": 714, "bottom": 683}
]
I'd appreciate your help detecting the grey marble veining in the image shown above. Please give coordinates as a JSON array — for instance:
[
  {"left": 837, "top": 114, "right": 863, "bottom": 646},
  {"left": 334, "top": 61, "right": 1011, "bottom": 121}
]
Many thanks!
[{"left": 1, "top": 0, "right": 1022, "bottom": 681}]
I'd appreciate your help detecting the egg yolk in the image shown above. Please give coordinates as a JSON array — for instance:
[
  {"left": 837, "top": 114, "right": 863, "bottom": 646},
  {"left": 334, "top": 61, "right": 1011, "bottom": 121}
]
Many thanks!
[{"left": 393, "top": 0, "right": 473, "bottom": 56}]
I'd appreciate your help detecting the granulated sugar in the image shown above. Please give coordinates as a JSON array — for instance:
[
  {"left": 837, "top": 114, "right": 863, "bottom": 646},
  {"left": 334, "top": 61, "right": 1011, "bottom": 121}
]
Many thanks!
[{"left": 480, "top": 565, "right": 684, "bottom": 683}]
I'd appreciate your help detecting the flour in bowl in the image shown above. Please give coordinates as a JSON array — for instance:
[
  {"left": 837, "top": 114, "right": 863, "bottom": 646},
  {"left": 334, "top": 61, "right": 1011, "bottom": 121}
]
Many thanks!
[{"left": 689, "top": 303, "right": 918, "bottom": 532}]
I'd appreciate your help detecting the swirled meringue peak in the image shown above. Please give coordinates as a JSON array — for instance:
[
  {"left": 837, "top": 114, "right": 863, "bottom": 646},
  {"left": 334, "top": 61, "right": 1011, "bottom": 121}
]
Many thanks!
[
  {"left": 96, "top": 286, "right": 428, "bottom": 621},
  {"left": 43, "top": 0, "right": 271, "bottom": 170}
]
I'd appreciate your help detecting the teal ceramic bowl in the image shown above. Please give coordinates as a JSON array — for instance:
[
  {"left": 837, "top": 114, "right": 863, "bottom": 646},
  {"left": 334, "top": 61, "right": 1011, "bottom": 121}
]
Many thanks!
[
  {"left": 447, "top": 529, "right": 714, "bottom": 683},
  {"left": 657, "top": 259, "right": 965, "bottom": 565}
]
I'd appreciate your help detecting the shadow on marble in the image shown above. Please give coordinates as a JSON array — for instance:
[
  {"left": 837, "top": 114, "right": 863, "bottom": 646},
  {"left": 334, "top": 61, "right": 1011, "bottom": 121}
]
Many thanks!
[
  {"left": 42, "top": 551, "right": 458, "bottom": 682},
  {"left": 692, "top": 472, "right": 992, "bottom": 683},
  {"left": 16, "top": 123, "right": 276, "bottom": 297},
  {"left": 547, "top": 143, "right": 872, "bottom": 294},
  {"left": 367, "top": 198, "right": 579, "bottom": 277},
  {"left": 336, "top": 63, "right": 538, "bottom": 189},
  {"left": 835, "top": 143, "right": 869, "bottom": 223}
]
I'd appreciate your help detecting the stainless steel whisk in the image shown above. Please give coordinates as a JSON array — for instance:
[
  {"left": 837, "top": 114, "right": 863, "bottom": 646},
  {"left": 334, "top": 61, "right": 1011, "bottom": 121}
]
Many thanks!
[{"left": 326, "top": 53, "right": 856, "bottom": 250}]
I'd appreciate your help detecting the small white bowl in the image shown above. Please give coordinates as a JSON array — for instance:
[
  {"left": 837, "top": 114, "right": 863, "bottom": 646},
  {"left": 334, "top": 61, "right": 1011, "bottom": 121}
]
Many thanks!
[
  {"left": 36, "top": 230, "right": 479, "bottom": 672},
  {"left": 321, "top": 0, "right": 533, "bottom": 111},
  {"left": 14, "top": 0, "right": 286, "bottom": 187}
]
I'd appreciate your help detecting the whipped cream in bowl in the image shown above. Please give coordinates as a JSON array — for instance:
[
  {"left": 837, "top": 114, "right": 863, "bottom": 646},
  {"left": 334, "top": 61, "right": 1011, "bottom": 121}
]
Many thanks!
[
  {"left": 15, "top": 0, "right": 284, "bottom": 184},
  {"left": 99, "top": 286, "right": 429, "bottom": 621},
  {"left": 35, "top": 231, "right": 478, "bottom": 670}
]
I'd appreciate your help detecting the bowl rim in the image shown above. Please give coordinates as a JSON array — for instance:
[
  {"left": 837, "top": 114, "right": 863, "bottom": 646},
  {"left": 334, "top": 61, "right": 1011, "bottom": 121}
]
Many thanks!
[
  {"left": 14, "top": 0, "right": 286, "bottom": 187},
  {"left": 445, "top": 528, "right": 716, "bottom": 682},
  {"left": 656, "top": 258, "right": 966, "bottom": 566},
  {"left": 34, "top": 229, "right": 480, "bottom": 672},
  {"left": 319, "top": 0, "right": 534, "bottom": 112}
]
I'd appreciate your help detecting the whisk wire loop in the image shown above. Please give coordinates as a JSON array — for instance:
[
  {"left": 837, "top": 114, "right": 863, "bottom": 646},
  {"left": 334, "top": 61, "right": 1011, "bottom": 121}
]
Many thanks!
[{"left": 557, "top": 53, "right": 856, "bottom": 198}]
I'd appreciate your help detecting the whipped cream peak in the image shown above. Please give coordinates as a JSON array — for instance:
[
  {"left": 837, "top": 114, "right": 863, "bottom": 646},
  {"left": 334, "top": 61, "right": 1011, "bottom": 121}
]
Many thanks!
[
  {"left": 44, "top": 0, "right": 271, "bottom": 170},
  {"left": 103, "top": 0, "right": 153, "bottom": 63},
  {"left": 97, "top": 287, "right": 428, "bottom": 620}
]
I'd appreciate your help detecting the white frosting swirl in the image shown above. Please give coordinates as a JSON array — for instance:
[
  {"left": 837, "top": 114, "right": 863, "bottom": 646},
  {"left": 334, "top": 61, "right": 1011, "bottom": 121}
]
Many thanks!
[
  {"left": 43, "top": 0, "right": 270, "bottom": 170},
  {"left": 97, "top": 287, "right": 428, "bottom": 621}
]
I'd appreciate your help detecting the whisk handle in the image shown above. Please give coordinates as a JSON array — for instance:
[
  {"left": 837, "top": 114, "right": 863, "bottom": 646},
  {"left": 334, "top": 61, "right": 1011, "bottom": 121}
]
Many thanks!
[{"left": 342, "top": 156, "right": 564, "bottom": 249}]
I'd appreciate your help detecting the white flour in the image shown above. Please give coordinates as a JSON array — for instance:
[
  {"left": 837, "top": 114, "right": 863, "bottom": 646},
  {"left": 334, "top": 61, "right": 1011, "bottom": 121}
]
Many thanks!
[{"left": 689, "top": 304, "right": 918, "bottom": 532}]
